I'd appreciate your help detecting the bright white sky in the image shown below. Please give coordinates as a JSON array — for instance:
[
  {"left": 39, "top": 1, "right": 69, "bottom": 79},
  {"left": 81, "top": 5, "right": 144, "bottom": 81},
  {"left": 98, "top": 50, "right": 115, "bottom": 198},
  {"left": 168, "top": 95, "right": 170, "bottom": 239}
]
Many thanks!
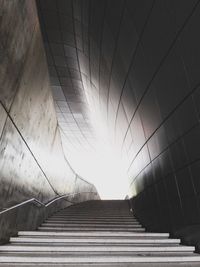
[
  {"left": 61, "top": 107, "right": 129, "bottom": 200},
  {"left": 63, "top": 142, "right": 129, "bottom": 199}
]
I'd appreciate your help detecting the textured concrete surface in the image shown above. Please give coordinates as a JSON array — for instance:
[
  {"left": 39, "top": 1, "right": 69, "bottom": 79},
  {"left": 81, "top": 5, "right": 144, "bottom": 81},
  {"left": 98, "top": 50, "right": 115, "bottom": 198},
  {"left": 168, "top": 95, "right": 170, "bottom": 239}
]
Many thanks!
[{"left": 0, "top": 0, "right": 99, "bottom": 242}]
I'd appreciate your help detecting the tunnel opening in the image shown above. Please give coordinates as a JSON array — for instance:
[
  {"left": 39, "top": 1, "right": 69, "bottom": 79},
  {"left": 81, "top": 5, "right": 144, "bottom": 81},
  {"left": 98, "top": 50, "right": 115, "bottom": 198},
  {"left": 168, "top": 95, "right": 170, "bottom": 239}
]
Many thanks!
[{"left": 1, "top": 0, "right": 200, "bottom": 263}]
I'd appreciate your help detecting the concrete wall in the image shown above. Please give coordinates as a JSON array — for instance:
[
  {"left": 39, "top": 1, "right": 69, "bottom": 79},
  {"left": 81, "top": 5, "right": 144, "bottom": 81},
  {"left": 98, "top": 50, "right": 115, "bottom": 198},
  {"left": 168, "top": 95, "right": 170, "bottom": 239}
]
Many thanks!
[
  {"left": 36, "top": 0, "right": 200, "bottom": 235},
  {"left": 0, "top": 0, "right": 99, "bottom": 210}
]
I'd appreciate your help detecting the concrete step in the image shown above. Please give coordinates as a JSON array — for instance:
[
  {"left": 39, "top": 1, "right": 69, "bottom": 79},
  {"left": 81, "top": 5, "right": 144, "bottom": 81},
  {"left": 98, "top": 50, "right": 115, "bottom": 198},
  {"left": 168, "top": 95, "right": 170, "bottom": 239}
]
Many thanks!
[
  {"left": 50, "top": 217, "right": 136, "bottom": 221},
  {"left": 7, "top": 242, "right": 186, "bottom": 247},
  {"left": 47, "top": 220, "right": 139, "bottom": 224},
  {"left": 55, "top": 215, "right": 133, "bottom": 217},
  {"left": 0, "top": 245, "right": 194, "bottom": 252},
  {"left": 56, "top": 211, "right": 132, "bottom": 213},
  {"left": 52, "top": 215, "right": 135, "bottom": 218},
  {"left": 55, "top": 215, "right": 134, "bottom": 218},
  {"left": 56, "top": 213, "right": 133, "bottom": 215},
  {"left": 57, "top": 216, "right": 136, "bottom": 218},
  {"left": 57, "top": 211, "right": 132, "bottom": 213},
  {"left": 1, "top": 263, "right": 200, "bottom": 267},
  {"left": 0, "top": 252, "right": 195, "bottom": 257},
  {"left": 37, "top": 227, "right": 146, "bottom": 232},
  {"left": 52, "top": 213, "right": 135, "bottom": 215},
  {"left": 15, "top": 236, "right": 170, "bottom": 241},
  {"left": 18, "top": 231, "right": 169, "bottom": 238},
  {"left": 1, "top": 255, "right": 200, "bottom": 263},
  {"left": 24, "top": 236, "right": 160, "bottom": 241},
  {"left": 41, "top": 223, "right": 142, "bottom": 228},
  {"left": 50, "top": 217, "right": 138, "bottom": 221},
  {"left": 51, "top": 216, "right": 135, "bottom": 219},
  {"left": 46, "top": 219, "right": 140, "bottom": 224},
  {"left": 10, "top": 237, "right": 181, "bottom": 244},
  {"left": 1, "top": 200, "right": 198, "bottom": 266},
  {"left": 56, "top": 213, "right": 134, "bottom": 216}
]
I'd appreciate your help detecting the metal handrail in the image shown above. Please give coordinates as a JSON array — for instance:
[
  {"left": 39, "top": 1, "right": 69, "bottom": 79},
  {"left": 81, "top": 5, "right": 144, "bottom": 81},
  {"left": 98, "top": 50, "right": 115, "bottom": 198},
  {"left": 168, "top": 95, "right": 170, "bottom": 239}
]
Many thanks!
[
  {"left": 45, "top": 191, "right": 96, "bottom": 207},
  {"left": 0, "top": 191, "right": 97, "bottom": 215}
]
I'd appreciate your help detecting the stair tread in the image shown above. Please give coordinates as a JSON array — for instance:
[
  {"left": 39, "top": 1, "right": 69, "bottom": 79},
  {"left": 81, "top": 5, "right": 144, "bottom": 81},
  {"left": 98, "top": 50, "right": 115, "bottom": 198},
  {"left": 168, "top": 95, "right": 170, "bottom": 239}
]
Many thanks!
[
  {"left": 0, "top": 245, "right": 194, "bottom": 252},
  {"left": 0, "top": 200, "right": 197, "bottom": 265},
  {"left": 10, "top": 237, "right": 180, "bottom": 243},
  {"left": 37, "top": 229, "right": 146, "bottom": 233},
  {"left": 1, "top": 255, "right": 200, "bottom": 263},
  {"left": 18, "top": 231, "right": 169, "bottom": 237}
]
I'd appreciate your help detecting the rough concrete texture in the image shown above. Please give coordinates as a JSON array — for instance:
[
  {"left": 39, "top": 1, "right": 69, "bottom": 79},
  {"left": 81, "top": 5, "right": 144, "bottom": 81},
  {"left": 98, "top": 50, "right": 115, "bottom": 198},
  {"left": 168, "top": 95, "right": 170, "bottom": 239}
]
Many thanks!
[{"left": 0, "top": 0, "right": 99, "bottom": 214}]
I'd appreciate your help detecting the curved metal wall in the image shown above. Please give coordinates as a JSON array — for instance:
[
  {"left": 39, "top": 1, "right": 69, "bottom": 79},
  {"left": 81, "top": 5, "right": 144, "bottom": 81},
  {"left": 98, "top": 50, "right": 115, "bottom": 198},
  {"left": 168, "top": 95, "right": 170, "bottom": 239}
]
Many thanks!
[
  {"left": 0, "top": 0, "right": 99, "bottom": 209},
  {"left": 37, "top": 0, "right": 200, "bottom": 231}
]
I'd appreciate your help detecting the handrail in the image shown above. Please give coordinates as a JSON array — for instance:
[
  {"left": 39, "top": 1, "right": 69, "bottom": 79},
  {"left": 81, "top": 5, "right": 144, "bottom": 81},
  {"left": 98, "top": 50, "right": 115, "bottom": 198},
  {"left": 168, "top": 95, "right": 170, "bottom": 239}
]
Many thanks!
[
  {"left": 0, "top": 198, "right": 44, "bottom": 215},
  {"left": 45, "top": 191, "right": 96, "bottom": 207},
  {"left": 0, "top": 191, "right": 97, "bottom": 215}
]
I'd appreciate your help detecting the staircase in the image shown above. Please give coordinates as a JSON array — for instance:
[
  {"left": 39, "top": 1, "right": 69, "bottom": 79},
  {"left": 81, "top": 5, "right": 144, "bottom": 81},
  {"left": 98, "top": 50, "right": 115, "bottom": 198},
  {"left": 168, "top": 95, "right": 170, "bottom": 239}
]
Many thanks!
[{"left": 0, "top": 200, "right": 200, "bottom": 266}]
